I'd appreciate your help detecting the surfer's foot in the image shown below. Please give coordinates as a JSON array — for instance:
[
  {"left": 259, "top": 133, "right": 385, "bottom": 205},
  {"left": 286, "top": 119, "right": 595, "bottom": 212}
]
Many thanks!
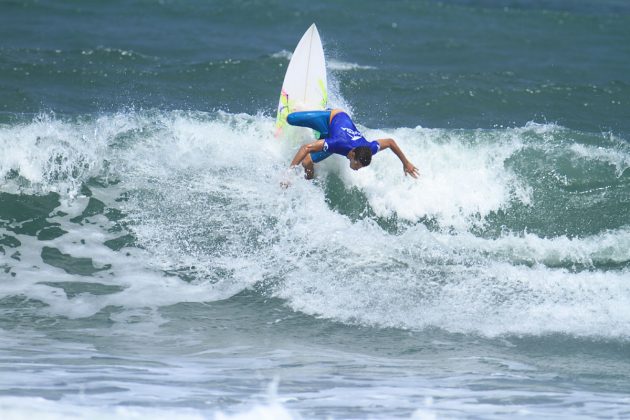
[
  {"left": 302, "top": 154, "right": 315, "bottom": 179},
  {"left": 303, "top": 163, "right": 314, "bottom": 179}
]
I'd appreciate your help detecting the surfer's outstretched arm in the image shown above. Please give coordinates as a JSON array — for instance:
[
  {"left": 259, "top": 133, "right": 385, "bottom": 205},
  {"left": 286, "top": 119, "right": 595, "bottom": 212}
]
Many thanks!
[
  {"left": 290, "top": 140, "right": 325, "bottom": 179},
  {"left": 377, "top": 138, "right": 420, "bottom": 178}
]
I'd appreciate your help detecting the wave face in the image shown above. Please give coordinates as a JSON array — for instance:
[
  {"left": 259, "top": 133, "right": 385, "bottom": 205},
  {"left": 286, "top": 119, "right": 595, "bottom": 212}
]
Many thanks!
[{"left": 1, "top": 111, "right": 628, "bottom": 340}]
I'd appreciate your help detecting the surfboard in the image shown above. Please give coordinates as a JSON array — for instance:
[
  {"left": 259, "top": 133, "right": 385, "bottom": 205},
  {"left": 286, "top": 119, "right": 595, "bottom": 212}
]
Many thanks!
[{"left": 275, "top": 23, "right": 328, "bottom": 141}]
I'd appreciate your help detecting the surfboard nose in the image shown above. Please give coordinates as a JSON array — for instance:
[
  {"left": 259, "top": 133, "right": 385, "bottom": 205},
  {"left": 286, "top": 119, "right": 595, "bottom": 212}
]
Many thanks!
[{"left": 275, "top": 24, "right": 328, "bottom": 139}]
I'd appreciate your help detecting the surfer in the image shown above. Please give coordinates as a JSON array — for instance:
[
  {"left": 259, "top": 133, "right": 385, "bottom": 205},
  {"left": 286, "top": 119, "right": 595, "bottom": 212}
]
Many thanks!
[{"left": 287, "top": 109, "right": 419, "bottom": 179}]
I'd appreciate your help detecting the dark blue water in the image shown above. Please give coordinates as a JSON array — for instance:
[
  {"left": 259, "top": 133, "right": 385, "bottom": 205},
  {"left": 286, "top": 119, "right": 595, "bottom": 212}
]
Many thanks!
[{"left": 2, "top": 0, "right": 629, "bottom": 132}]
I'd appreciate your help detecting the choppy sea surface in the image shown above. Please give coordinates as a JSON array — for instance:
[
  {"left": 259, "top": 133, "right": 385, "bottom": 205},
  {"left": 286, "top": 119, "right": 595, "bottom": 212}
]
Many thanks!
[{"left": 1, "top": 1, "right": 629, "bottom": 418}]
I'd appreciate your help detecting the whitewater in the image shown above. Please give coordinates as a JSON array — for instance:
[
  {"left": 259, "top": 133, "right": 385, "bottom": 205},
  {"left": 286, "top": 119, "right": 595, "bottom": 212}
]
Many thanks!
[
  {"left": 1, "top": 108, "right": 629, "bottom": 418},
  {"left": 2, "top": 110, "right": 629, "bottom": 328}
]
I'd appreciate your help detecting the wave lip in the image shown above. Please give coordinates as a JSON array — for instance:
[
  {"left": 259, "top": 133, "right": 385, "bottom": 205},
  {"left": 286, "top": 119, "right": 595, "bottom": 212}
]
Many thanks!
[{"left": 0, "top": 115, "right": 102, "bottom": 196}]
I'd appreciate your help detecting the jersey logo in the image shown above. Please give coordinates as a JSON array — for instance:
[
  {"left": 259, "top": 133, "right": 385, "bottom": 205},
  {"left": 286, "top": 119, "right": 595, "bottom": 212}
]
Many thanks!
[{"left": 340, "top": 127, "right": 363, "bottom": 141}]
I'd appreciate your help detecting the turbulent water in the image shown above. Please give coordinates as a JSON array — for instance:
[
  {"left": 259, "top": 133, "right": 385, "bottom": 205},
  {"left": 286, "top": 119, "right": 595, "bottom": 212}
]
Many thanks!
[{"left": 1, "top": 1, "right": 630, "bottom": 418}]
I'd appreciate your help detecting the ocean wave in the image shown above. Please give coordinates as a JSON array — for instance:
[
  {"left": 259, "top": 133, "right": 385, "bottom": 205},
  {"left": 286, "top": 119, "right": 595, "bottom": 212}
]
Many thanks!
[
  {"left": 0, "top": 396, "right": 295, "bottom": 420},
  {"left": 0, "top": 113, "right": 108, "bottom": 196},
  {"left": 328, "top": 59, "right": 376, "bottom": 71},
  {"left": 1, "top": 111, "right": 629, "bottom": 340},
  {"left": 569, "top": 139, "right": 630, "bottom": 177},
  {"left": 434, "top": 227, "right": 630, "bottom": 268},
  {"left": 274, "top": 218, "right": 630, "bottom": 339}
]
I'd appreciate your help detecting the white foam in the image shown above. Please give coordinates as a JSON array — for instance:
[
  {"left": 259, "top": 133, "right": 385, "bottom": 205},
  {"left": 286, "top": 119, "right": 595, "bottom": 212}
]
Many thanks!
[
  {"left": 569, "top": 141, "right": 630, "bottom": 177},
  {"left": 2, "top": 111, "right": 629, "bottom": 340},
  {"left": 271, "top": 50, "right": 292, "bottom": 60},
  {"left": 0, "top": 114, "right": 103, "bottom": 196},
  {"left": 434, "top": 227, "right": 630, "bottom": 267},
  {"left": 0, "top": 396, "right": 295, "bottom": 420},
  {"left": 277, "top": 228, "right": 630, "bottom": 338},
  {"left": 214, "top": 402, "right": 296, "bottom": 420},
  {"left": 0, "top": 212, "right": 235, "bottom": 319},
  {"left": 335, "top": 126, "right": 531, "bottom": 229},
  {"left": 328, "top": 59, "right": 376, "bottom": 71}
]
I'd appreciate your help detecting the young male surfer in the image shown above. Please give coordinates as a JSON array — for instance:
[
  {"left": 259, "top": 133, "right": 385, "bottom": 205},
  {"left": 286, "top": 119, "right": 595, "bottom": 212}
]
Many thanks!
[{"left": 288, "top": 109, "right": 419, "bottom": 179}]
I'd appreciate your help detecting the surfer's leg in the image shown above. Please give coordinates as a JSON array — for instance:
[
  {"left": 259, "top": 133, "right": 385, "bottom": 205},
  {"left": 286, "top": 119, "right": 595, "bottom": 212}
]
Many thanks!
[
  {"left": 303, "top": 149, "right": 333, "bottom": 179},
  {"left": 287, "top": 110, "right": 332, "bottom": 139},
  {"left": 302, "top": 153, "right": 315, "bottom": 179}
]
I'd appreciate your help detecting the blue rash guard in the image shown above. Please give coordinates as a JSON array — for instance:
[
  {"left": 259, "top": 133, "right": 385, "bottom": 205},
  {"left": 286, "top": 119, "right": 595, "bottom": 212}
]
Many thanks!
[
  {"left": 324, "top": 113, "right": 379, "bottom": 155},
  {"left": 286, "top": 110, "right": 380, "bottom": 163},
  {"left": 314, "top": 112, "right": 380, "bottom": 163}
]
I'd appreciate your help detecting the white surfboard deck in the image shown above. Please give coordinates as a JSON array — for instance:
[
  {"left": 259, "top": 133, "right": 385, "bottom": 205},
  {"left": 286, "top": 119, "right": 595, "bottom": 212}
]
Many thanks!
[{"left": 275, "top": 23, "right": 328, "bottom": 142}]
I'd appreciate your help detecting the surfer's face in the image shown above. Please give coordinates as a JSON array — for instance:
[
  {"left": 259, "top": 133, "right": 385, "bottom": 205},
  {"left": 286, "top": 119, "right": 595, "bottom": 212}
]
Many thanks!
[
  {"left": 346, "top": 149, "right": 365, "bottom": 171},
  {"left": 349, "top": 158, "right": 364, "bottom": 171},
  {"left": 347, "top": 151, "right": 364, "bottom": 171}
]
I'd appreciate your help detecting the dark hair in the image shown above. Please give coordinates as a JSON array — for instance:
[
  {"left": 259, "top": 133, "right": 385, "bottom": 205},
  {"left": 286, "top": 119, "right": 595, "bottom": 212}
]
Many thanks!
[{"left": 353, "top": 146, "right": 373, "bottom": 167}]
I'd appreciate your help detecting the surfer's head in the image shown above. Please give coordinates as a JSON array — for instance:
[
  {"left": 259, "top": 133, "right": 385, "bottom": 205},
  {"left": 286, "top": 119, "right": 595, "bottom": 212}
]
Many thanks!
[{"left": 348, "top": 146, "right": 372, "bottom": 170}]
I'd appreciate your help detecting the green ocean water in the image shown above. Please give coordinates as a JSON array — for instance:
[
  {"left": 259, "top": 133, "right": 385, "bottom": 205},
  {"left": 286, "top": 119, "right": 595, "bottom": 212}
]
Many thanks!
[{"left": 1, "top": 1, "right": 630, "bottom": 418}]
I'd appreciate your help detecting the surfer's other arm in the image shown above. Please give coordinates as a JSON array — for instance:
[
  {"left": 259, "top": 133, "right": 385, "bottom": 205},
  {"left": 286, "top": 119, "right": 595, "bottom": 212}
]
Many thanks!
[
  {"left": 290, "top": 140, "right": 324, "bottom": 167},
  {"left": 290, "top": 140, "right": 325, "bottom": 179},
  {"left": 377, "top": 138, "right": 420, "bottom": 178}
]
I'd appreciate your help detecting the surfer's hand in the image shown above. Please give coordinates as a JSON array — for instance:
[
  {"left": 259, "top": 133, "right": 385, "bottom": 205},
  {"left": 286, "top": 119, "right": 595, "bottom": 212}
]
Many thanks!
[
  {"left": 404, "top": 162, "right": 420, "bottom": 178},
  {"left": 281, "top": 166, "right": 300, "bottom": 189}
]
